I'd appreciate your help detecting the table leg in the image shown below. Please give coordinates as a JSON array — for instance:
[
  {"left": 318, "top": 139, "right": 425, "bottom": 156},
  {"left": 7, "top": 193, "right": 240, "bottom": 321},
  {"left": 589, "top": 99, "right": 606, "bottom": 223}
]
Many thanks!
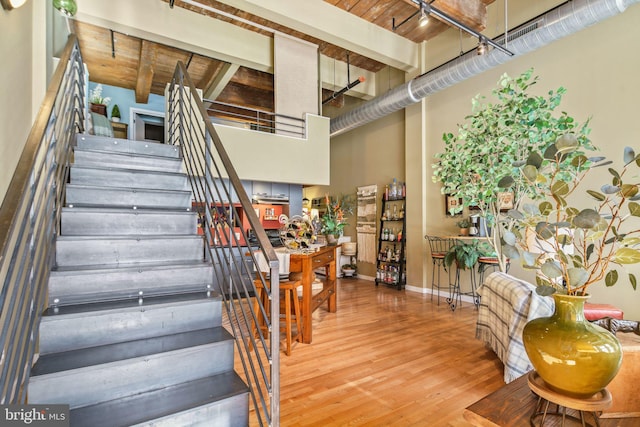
[
  {"left": 326, "top": 260, "right": 337, "bottom": 313},
  {"left": 300, "top": 258, "right": 313, "bottom": 344}
]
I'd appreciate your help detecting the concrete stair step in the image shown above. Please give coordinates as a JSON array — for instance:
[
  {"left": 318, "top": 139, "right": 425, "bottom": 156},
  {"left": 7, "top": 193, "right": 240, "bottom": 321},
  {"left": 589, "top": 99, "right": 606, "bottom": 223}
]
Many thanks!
[
  {"left": 70, "top": 372, "right": 248, "bottom": 427},
  {"left": 48, "top": 261, "right": 213, "bottom": 306},
  {"left": 39, "top": 292, "right": 222, "bottom": 354},
  {"left": 73, "top": 147, "right": 183, "bottom": 173},
  {"left": 66, "top": 184, "right": 192, "bottom": 210},
  {"left": 55, "top": 235, "right": 204, "bottom": 267},
  {"left": 60, "top": 207, "right": 197, "bottom": 236},
  {"left": 29, "top": 327, "right": 235, "bottom": 409},
  {"left": 76, "top": 134, "right": 180, "bottom": 158},
  {"left": 70, "top": 165, "right": 189, "bottom": 192}
]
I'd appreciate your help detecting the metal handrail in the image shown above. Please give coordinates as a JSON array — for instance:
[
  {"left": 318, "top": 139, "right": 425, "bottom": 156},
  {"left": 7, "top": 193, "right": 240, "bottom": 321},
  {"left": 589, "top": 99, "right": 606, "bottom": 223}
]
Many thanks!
[
  {"left": 205, "top": 99, "right": 306, "bottom": 137},
  {"left": 167, "top": 62, "right": 280, "bottom": 427},
  {"left": 0, "top": 35, "right": 85, "bottom": 403}
]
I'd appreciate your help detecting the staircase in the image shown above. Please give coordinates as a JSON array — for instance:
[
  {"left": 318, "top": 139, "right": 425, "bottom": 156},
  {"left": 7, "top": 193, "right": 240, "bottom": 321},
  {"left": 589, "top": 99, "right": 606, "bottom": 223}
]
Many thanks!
[{"left": 28, "top": 134, "right": 249, "bottom": 426}]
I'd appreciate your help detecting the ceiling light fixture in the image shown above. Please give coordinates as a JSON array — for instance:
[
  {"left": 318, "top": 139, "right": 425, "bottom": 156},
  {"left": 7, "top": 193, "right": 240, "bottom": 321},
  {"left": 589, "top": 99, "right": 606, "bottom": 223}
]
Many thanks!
[
  {"left": 1, "top": 0, "right": 27, "bottom": 10},
  {"left": 418, "top": 3, "right": 429, "bottom": 27},
  {"left": 393, "top": 0, "right": 514, "bottom": 57},
  {"left": 477, "top": 36, "right": 488, "bottom": 55}
]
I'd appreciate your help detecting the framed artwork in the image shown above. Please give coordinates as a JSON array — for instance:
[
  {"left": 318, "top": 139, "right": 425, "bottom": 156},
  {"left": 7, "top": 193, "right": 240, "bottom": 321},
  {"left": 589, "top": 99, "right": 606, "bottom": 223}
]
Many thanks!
[
  {"left": 445, "top": 194, "right": 463, "bottom": 216},
  {"left": 498, "top": 192, "right": 514, "bottom": 211}
]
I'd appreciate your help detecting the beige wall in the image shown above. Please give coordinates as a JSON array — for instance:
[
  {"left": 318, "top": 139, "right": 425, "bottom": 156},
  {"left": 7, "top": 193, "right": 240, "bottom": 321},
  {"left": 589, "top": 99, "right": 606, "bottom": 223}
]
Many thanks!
[
  {"left": 328, "top": 4, "right": 640, "bottom": 318},
  {"left": 0, "top": 3, "right": 36, "bottom": 202}
]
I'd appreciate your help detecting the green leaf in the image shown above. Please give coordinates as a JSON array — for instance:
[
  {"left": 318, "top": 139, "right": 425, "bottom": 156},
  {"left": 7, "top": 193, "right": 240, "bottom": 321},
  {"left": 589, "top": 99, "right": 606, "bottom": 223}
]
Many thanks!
[
  {"left": 539, "top": 201, "right": 553, "bottom": 216},
  {"left": 541, "top": 260, "right": 563, "bottom": 278},
  {"left": 523, "top": 165, "right": 538, "bottom": 182},
  {"left": 536, "top": 222, "right": 555, "bottom": 240},
  {"left": 497, "top": 175, "right": 515, "bottom": 189},
  {"left": 630, "top": 274, "right": 637, "bottom": 291},
  {"left": 551, "top": 180, "right": 570, "bottom": 196},
  {"left": 573, "top": 209, "right": 600, "bottom": 229},
  {"left": 536, "top": 285, "right": 557, "bottom": 296},
  {"left": 605, "top": 269, "right": 619, "bottom": 287},
  {"left": 556, "top": 133, "right": 579, "bottom": 152},
  {"left": 502, "top": 244, "right": 520, "bottom": 260},
  {"left": 586, "top": 190, "right": 605, "bottom": 201},
  {"left": 629, "top": 202, "right": 640, "bottom": 217},
  {"left": 621, "top": 184, "right": 638, "bottom": 198},
  {"left": 526, "top": 152, "right": 543, "bottom": 168},
  {"left": 612, "top": 247, "right": 640, "bottom": 264},
  {"left": 570, "top": 155, "right": 588, "bottom": 168},
  {"left": 543, "top": 144, "right": 558, "bottom": 160},
  {"left": 608, "top": 168, "right": 620, "bottom": 180},
  {"left": 586, "top": 243, "right": 594, "bottom": 261},
  {"left": 568, "top": 267, "right": 589, "bottom": 288}
]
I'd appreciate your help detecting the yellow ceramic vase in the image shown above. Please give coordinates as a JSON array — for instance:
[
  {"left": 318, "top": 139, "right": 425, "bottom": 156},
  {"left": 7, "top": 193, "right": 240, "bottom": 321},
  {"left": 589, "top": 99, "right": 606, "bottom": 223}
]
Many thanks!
[{"left": 522, "top": 293, "right": 622, "bottom": 398}]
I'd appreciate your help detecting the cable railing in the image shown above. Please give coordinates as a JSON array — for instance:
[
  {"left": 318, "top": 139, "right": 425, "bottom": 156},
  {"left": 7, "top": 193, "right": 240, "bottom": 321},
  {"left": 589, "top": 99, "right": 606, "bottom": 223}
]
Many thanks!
[
  {"left": 205, "top": 99, "right": 306, "bottom": 138},
  {"left": 0, "top": 35, "right": 85, "bottom": 403},
  {"left": 168, "top": 62, "right": 280, "bottom": 427}
]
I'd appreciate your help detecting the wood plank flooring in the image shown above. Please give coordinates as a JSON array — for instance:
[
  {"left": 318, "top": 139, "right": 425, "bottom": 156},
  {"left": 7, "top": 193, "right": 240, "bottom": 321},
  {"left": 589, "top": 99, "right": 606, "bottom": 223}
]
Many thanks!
[{"left": 274, "top": 278, "right": 506, "bottom": 426}]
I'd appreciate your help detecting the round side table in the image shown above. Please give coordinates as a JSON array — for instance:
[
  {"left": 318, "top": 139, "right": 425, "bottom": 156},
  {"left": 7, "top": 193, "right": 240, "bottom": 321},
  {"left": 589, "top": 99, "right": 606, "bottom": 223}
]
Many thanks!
[{"left": 527, "top": 371, "right": 612, "bottom": 427}]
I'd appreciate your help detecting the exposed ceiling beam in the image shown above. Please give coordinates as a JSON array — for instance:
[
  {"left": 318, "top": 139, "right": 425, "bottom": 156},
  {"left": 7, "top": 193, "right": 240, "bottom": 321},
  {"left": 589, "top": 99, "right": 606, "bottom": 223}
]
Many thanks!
[
  {"left": 212, "top": 0, "right": 419, "bottom": 72},
  {"left": 135, "top": 40, "right": 157, "bottom": 103},
  {"left": 204, "top": 62, "right": 240, "bottom": 100}
]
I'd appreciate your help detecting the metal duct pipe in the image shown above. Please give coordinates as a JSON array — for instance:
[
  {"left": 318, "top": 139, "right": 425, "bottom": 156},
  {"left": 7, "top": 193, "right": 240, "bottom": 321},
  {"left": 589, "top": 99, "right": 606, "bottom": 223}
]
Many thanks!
[{"left": 330, "top": 0, "right": 640, "bottom": 137}]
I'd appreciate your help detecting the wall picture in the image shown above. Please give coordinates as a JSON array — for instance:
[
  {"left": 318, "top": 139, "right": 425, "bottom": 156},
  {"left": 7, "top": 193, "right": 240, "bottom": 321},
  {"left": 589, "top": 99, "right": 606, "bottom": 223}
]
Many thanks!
[
  {"left": 498, "top": 192, "right": 514, "bottom": 211},
  {"left": 445, "top": 194, "right": 463, "bottom": 216}
]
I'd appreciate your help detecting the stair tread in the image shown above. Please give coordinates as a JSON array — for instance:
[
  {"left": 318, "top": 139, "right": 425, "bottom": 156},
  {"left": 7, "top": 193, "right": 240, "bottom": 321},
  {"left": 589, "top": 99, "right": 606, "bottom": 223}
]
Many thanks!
[
  {"left": 66, "top": 183, "right": 191, "bottom": 195},
  {"left": 42, "top": 291, "right": 221, "bottom": 318},
  {"left": 71, "top": 164, "right": 187, "bottom": 178},
  {"left": 56, "top": 234, "right": 201, "bottom": 241},
  {"left": 61, "top": 206, "right": 196, "bottom": 215},
  {"left": 32, "top": 326, "right": 231, "bottom": 377},
  {"left": 74, "top": 146, "right": 182, "bottom": 162},
  {"left": 70, "top": 372, "right": 248, "bottom": 427},
  {"left": 50, "top": 259, "right": 211, "bottom": 274}
]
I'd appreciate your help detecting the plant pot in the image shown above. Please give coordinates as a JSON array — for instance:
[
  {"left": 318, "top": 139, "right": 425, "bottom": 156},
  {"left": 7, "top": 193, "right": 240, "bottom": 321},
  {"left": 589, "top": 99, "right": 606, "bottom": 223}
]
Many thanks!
[
  {"left": 325, "top": 234, "right": 338, "bottom": 246},
  {"left": 111, "top": 117, "right": 120, "bottom": 122},
  {"left": 459, "top": 227, "right": 470, "bottom": 236},
  {"left": 342, "top": 268, "right": 356, "bottom": 277},
  {"left": 90, "top": 103, "right": 107, "bottom": 116},
  {"left": 522, "top": 293, "right": 622, "bottom": 398}
]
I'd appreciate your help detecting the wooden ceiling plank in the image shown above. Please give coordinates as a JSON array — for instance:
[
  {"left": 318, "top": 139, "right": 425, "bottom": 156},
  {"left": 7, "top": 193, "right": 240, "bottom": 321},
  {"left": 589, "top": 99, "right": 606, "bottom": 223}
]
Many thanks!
[
  {"left": 135, "top": 39, "right": 158, "bottom": 104},
  {"left": 397, "top": 0, "right": 488, "bottom": 32}
]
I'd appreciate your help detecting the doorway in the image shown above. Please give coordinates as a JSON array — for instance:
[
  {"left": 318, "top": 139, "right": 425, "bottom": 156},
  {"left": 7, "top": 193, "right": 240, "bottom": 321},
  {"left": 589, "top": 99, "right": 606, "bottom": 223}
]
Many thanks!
[{"left": 129, "top": 108, "right": 165, "bottom": 143}]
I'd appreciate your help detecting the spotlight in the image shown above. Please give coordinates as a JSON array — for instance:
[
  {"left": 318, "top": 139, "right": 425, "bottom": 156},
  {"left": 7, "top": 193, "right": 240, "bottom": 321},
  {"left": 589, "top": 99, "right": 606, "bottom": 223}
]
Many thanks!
[
  {"left": 477, "top": 37, "right": 488, "bottom": 55},
  {"left": 418, "top": 7, "right": 429, "bottom": 27}
]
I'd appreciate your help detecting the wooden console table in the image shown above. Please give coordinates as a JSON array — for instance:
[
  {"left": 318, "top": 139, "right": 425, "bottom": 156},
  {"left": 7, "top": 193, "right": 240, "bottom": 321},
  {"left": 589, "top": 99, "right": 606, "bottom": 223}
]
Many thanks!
[
  {"left": 464, "top": 372, "right": 638, "bottom": 426},
  {"left": 289, "top": 245, "right": 337, "bottom": 344}
]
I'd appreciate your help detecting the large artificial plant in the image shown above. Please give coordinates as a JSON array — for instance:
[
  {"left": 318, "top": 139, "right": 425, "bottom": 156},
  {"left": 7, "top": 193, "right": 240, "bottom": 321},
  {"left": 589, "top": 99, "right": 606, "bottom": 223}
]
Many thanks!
[
  {"left": 432, "top": 69, "right": 640, "bottom": 295},
  {"left": 433, "top": 69, "right": 587, "bottom": 272}
]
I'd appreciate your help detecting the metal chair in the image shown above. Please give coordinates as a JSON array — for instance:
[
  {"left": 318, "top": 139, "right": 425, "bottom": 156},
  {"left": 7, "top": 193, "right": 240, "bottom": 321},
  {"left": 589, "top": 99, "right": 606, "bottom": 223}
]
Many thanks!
[
  {"left": 425, "top": 235, "right": 454, "bottom": 305},
  {"left": 477, "top": 256, "right": 510, "bottom": 287}
]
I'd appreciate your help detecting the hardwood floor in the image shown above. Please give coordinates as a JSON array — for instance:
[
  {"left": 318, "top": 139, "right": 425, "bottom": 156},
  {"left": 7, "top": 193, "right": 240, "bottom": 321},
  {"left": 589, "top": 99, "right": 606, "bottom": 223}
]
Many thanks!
[{"left": 275, "top": 277, "right": 505, "bottom": 426}]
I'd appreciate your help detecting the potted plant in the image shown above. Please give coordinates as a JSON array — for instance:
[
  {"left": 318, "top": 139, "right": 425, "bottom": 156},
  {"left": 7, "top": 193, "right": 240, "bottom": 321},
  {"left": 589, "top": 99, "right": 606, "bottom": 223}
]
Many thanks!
[
  {"left": 89, "top": 83, "right": 110, "bottom": 116},
  {"left": 111, "top": 104, "right": 121, "bottom": 122},
  {"left": 444, "top": 239, "right": 492, "bottom": 271},
  {"left": 434, "top": 69, "right": 640, "bottom": 398},
  {"left": 455, "top": 218, "right": 471, "bottom": 236},
  {"left": 432, "top": 68, "right": 592, "bottom": 273},
  {"left": 341, "top": 263, "right": 357, "bottom": 277},
  {"left": 319, "top": 194, "right": 354, "bottom": 245}
]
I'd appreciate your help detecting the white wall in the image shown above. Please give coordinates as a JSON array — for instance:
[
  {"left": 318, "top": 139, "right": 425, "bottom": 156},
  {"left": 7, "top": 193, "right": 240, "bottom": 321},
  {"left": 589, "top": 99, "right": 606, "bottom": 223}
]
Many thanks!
[{"left": 0, "top": 3, "right": 36, "bottom": 202}]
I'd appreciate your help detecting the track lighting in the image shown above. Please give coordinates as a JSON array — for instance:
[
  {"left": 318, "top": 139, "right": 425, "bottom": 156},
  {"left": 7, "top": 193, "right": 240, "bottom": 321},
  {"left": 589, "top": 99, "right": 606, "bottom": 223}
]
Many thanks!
[
  {"left": 1, "top": 0, "right": 27, "bottom": 10},
  {"left": 418, "top": 4, "right": 429, "bottom": 27}
]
